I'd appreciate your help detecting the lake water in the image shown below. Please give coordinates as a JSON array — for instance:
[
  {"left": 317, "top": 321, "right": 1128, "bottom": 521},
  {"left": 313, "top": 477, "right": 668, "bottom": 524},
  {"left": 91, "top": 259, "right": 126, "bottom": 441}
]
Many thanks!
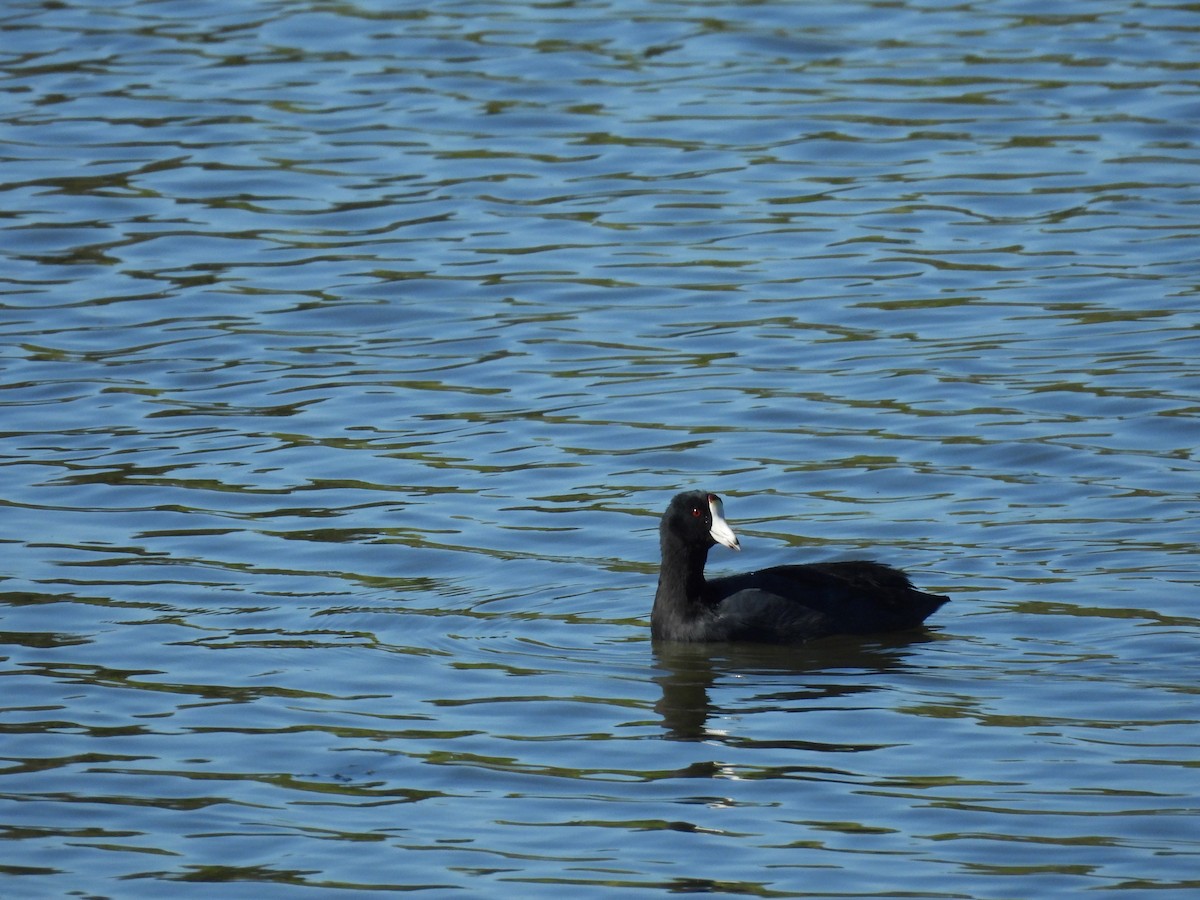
[{"left": 2, "top": 0, "right": 1198, "bottom": 896}]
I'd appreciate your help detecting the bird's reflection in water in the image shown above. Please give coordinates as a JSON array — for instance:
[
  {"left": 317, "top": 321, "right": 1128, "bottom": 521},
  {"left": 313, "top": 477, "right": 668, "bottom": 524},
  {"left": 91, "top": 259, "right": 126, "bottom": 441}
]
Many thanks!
[{"left": 651, "top": 634, "right": 939, "bottom": 744}]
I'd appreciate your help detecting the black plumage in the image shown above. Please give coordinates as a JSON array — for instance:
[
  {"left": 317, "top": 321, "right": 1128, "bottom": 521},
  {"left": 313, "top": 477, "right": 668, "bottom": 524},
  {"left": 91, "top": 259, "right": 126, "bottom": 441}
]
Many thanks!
[{"left": 651, "top": 490, "right": 948, "bottom": 643}]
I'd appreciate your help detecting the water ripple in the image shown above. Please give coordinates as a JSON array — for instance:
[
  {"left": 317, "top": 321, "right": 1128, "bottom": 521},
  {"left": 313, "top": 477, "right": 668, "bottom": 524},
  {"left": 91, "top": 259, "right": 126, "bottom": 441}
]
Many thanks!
[{"left": 2, "top": 0, "right": 1199, "bottom": 896}]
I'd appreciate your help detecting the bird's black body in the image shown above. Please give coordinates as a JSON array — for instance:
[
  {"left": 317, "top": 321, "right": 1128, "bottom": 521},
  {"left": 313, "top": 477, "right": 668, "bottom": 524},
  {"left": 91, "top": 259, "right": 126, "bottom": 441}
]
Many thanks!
[{"left": 651, "top": 490, "right": 948, "bottom": 644}]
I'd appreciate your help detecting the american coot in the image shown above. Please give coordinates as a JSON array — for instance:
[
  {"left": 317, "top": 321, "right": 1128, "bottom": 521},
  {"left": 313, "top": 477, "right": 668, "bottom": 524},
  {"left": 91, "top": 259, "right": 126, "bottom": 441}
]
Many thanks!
[{"left": 652, "top": 490, "right": 948, "bottom": 643}]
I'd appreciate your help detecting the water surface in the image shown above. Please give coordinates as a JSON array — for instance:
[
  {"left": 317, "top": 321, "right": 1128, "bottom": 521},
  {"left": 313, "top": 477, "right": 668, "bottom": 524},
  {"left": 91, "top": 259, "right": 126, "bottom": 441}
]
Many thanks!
[{"left": 2, "top": 0, "right": 1198, "bottom": 896}]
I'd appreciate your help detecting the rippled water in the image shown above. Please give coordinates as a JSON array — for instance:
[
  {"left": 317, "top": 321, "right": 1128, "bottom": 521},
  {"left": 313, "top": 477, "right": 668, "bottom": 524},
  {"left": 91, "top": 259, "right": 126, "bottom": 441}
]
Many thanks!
[{"left": 2, "top": 0, "right": 1198, "bottom": 896}]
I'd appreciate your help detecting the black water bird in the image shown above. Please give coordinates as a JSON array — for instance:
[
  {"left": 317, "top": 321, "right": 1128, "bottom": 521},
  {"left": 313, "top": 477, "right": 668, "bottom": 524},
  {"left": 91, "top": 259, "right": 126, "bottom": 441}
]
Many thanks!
[{"left": 651, "top": 490, "right": 948, "bottom": 643}]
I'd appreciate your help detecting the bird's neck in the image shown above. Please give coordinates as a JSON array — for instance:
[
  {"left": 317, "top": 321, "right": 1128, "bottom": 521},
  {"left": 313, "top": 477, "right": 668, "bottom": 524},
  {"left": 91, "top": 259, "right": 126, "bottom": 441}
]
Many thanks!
[{"left": 653, "top": 537, "right": 711, "bottom": 618}]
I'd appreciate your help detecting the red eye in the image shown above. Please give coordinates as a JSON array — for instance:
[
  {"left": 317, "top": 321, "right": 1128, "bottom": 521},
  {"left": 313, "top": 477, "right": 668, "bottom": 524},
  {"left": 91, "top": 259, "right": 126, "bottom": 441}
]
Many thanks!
[{"left": 692, "top": 507, "right": 702, "bottom": 517}]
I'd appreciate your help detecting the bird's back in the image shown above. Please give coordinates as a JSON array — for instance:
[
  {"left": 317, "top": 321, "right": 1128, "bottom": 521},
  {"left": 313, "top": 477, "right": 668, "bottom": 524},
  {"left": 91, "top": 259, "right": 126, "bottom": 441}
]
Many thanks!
[{"left": 704, "top": 560, "right": 948, "bottom": 643}]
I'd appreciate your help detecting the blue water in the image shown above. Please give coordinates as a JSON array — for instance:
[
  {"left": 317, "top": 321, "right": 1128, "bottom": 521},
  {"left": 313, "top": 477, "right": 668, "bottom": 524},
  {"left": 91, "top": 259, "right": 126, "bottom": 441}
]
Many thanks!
[{"left": 2, "top": 0, "right": 1198, "bottom": 896}]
